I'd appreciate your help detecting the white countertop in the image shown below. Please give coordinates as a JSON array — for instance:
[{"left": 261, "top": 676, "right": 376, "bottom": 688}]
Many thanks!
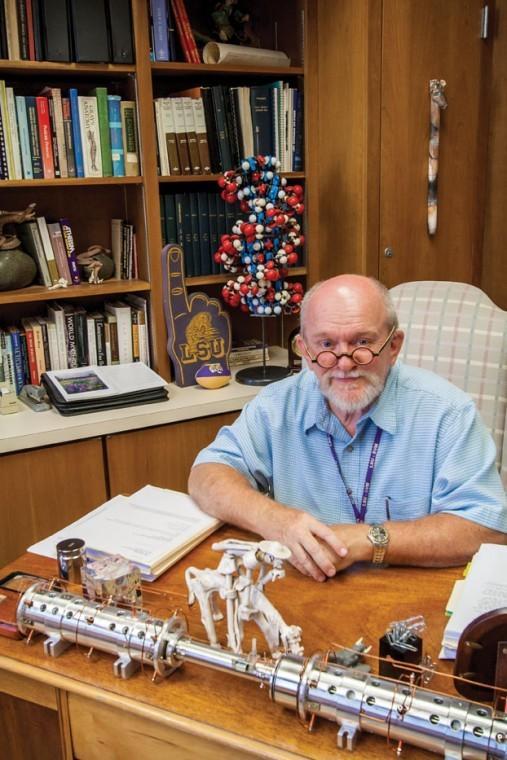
[{"left": 0, "top": 349, "right": 290, "bottom": 454}]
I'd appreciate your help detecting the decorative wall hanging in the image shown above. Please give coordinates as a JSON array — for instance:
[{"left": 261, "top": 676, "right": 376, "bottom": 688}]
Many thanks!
[
  {"left": 428, "top": 79, "right": 447, "bottom": 236},
  {"left": 162, "top": 243, "right": 232, "bottom": 387},
  {"left": 215, "top": 155, "right": 305, "bottom": 385}
]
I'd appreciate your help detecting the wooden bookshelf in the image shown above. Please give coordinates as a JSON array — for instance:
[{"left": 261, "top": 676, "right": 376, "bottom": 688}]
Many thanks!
[{"left": 0, "top": 0, "right": 308, "bottom": 384}]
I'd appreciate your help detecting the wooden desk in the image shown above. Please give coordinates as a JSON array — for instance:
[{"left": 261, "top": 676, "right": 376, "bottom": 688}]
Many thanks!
[{"left": 0, "top": 527, "right": 461, "bottom": 760}]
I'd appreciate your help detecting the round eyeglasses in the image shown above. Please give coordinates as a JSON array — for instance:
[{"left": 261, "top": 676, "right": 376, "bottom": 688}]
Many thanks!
[{"left": 302, "top": 324, "right": 397, "bottom": 369}]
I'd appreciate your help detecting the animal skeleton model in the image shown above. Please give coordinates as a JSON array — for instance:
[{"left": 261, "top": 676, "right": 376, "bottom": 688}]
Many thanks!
[
  {"left": 16, "top": 580, "right": 507, "bottom": 759},
  {"left": 185, "top": 538, "right": 303, "bottom": 657}
]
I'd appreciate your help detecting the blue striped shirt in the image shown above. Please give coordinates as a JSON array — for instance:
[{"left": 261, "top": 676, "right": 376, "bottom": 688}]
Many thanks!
[{"left": 194, "top": 363, "right": 507, "bottom": 531}]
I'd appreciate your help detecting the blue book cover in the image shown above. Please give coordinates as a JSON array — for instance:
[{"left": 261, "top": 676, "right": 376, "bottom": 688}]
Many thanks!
[
  {"left": 150, "top": 0, "right": 169, "bottom": 61},
  {"left": 15, "top": 96, "right": 33, "bottom": 179},
  {"left": 164, "top": 193, "right": 177, "bottom": 245},
  {"left": 69, "top": 88, "right": 85, "bottom": 178},
  {"left": 8, "top": 327, "right": 26, "bottom": 395},
  {"left": 24, "top": 96, "right": 44, "bottom": 179},
  {"left": 250, "top": 84, "right": 275, "bottom": 156},
  {"left": 107, "top": 95, "right": 125, "bottom": 176}
]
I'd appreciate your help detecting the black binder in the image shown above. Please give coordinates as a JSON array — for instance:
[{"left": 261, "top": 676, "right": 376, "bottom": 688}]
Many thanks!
[
  {"left": 69, "top": 0, "right": 110, "bottom": 63},
  {"left": 106, "top": 0, "right": 134, "bottom": 64},
  {"left": 40, "top": 0, "right": 72, "bottom": 62},
  {"left": 42, "top": 374, "right": 169, "bottom": 415}
]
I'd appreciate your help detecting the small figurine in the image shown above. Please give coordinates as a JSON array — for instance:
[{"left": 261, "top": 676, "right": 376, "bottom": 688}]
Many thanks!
[
  {"left": 76, "top": 245, "right": 114, "bottom": 284},
  {"left": 0, "top": 203, "right": 37, "bottom": 250},
  {"left": 185, "top": 538, "right": 303, "bottom": 657},
  {"left": 211, "top": 0, "right": 257, "bottom": 45}
]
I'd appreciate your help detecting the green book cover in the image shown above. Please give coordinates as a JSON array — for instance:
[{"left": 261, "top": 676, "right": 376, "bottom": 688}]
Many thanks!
[{"left": 91, "top": 87, "right": 112, "bottom": 177}]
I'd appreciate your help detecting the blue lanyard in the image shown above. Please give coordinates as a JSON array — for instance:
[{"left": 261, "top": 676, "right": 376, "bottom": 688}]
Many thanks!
[{"left": 327, "top": 427, "right": 383, "bottom": 523}]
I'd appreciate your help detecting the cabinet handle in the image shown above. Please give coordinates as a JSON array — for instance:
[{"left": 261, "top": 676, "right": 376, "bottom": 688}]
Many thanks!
[
  {"left": 384, "top": 247, "right": 394, "bottom": 258},
  {"left": 428, "top": 79, "right": 448, "bottom": 236}
]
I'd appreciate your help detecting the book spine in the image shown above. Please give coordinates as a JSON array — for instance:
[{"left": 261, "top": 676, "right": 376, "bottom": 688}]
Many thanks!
[
  {"left": 21, "top": 320, "right": 38, "bottom": 384},
  {"left": 15, "top": 0, "right": 29, "bottom": 59},
  {"left": 0, "top": 1, "right": 9, "bottom": 61},
  {"left": 150, "top": 0, "right": 169, "bottom": 61},
  {"left": 46, "top": 93, "right": 61, "bottom": 177},
  {"left": 17, "top": 220, "right": 52, "bottom": 286},
  {"left": 31, "top": 0, "right": 43, "bottom": 60},
  {"left": 5, "top": 0, "right": 21, "bottom": 60},
  {"left": 120, "top": 100, "right": 139, "bottom": 176},
  {"left": 78, "top": 95, "right": 102, "bottom": 177},
  {"left": 106, "top": 0, "right": 134, "bottom": 64},
  {"left": 94, "top": 314, "right": 107, "bottom": 365},
  {"left": 61, "top": 96, "right": 76, "bottom": 177},
  {"left": 107, "top": 94, "right": 125, "bottom": 176},
  {"left": 197, "top": 191, "right": 211, "bottom": 276},
  {"left": 73, "top": 309, "right": 89, "bottom": 366},
  {"left": 0, "top": 330, "right": 16, "bottom": 393},
  {"left": 15, "top": 94, "right": 33, "bottom": 178},
  {"left": 0, "top": 79, "right": 14, "bottom": 177},
  {"left": 45, "top": 320, "right": 60, "bottom": 370},
  {"left": 154, "top": 98, "right": 169, "bottom": 175},
  {"left": 212, "top": 86, "right": 232, "bottom": 172},
  {"left": 59, "top": 218, "right": 81, "bottom": 284},
  {"left": 92, "top": 86, "right": 112, "bottom": 176},
  {"left": 35, "top": 95, "right": 55, "bottom": 178},
  {"left": 47, "top": 221, "right": 72, "bottom": 282},
  {"left": 130, "top": 307, "right": 140, "bottom": 361},
  {"left": 64, "top": 309, "right": 78, "bottom": 368},
  {"left": 6, "top": 86, "right": 22, "bottom": 178},
  {"left": 25, "top": 0, "right": 36, "bottom": 60},
  {"left": 8, "top": 327, "right": 25, "bottom": 394},
  {"left": 86, "top": 315, "right": 98, "bottom": 365},
  {"left": 182, "top": 97, "right": 201, "bottom": 174},
  {"left": 192, "top": 97, "right": 211, "bottom": 174},
  {"left": 160, "top": 97, "right": 180, "bottom": 174},
  {"left": 171, "top": 0, "right": 199, "bottom": 63},
  {"left": 36, "top": 317, "right": 51, "bottom": 371},
  {"left": 25, "top": 95, "right": 43, "bottom": 177},
  {"left": 50, "top": 87, "right": 68, "bottom": 177},
  {"left": 171, "top": 97, "right": 191, "bottom": 175},
  {"left": 169, "top": 0, "right": 192, "bottom": 63},
  {"left": 36, "top": 216, "right": 60, "bottom": 285},
  {"left": 69, "top": 87, "right": 85, "bottom": 178},
  {"left": 31, "top": 320, "right": 46, "bottom": 378},
  {"left": 0, "top": 105, "right": 8, "bottom": 179}
]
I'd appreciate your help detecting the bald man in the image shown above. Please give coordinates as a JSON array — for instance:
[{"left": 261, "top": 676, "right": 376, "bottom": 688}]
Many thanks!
[{"left": 189, "top": 275, "right": 507, "bottom": 581}]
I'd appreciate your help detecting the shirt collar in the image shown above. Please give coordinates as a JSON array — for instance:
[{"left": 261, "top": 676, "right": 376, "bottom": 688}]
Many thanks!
[{"left": 302, "top": 363, "right": 400, "bottom": 436}]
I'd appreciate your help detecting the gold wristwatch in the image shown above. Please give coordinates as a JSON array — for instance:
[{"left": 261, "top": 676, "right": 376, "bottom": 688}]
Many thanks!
[{"left": 366, "top": 524, "right": 389, "bottom": 565}]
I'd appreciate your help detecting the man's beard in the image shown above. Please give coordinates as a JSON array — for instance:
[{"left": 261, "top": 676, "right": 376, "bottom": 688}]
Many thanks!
[{"left": 320, "top": 368, "right": 387, "bottom": 414}]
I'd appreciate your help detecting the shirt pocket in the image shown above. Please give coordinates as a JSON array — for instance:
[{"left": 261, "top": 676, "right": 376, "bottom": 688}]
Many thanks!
[{"left": 384, "top": 496, "right": 431, "bottom": 522}]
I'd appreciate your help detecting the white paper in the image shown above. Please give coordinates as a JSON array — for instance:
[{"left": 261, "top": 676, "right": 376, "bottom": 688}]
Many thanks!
[
  {"left": 28, "top": 486, "right": 220, "bottom": 578},
  {"left": 442, "top": 544, "right": 507, "bottom": 645},
  {"left": 202, "top": 42, "right": 290, "bottom": 67},
  {"left": 45, "top": 362, "right": 167, "bottom": 401}
]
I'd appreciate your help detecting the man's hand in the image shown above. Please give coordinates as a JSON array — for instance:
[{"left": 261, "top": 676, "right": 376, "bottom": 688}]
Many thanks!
[{"left": 264, "top": 508, "right": 349, "bottom": 582}]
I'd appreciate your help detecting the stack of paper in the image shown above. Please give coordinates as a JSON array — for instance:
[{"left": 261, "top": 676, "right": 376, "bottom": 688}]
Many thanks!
[
  {"left": 440, "top": 544, "right": 507, "bottom": 659},
  {"left": 28, "top": 485, "right": 220, "bottom": 580}
]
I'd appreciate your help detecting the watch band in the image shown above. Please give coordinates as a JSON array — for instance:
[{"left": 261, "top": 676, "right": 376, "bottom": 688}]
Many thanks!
[{"left": 371, "top": 543, "right": 388, "bottom": 565}]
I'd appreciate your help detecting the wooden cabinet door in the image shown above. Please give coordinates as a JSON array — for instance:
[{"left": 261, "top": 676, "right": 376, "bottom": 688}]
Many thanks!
[
  {"left": 379, "top": 0, "right": 490, "bottom": 286},
  {"left": 106, "top": 413, "right": 238, "bottom": 496},
  {"left": 0, "top": 438, "right": 108, "bottom": 567}
]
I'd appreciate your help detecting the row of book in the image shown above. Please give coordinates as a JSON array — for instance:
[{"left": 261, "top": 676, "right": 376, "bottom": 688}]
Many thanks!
[
  {"left": 161, "top": 190, "right": 305, "bottom": 278},
  {"left": 0, "top": 0, "right": 134, "bottom": 63},
  {"left": 0, "top": 81, "right": 139, "bottom": 180},
  {"left": 150, "top": 0, "right": 199, "bottom": 63},
  {"left": 0, "top": 296, "right": 151, "bottom": 394},
  {"left": 17, "top": 216, "right": 137, "bottom": 287},
  {"left": 154, "top": 84, "right": 303, "bottom": 177}
]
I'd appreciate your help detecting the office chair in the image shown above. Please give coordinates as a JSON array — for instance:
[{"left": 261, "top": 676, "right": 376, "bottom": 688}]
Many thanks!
[{"left": 390, "top": 281, "right": 507, "bottom": 487}]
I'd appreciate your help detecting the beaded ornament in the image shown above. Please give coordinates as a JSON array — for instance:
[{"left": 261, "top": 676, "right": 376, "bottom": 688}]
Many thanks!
[{"left": 215, "top": 155, "right": 305, "bottom": 316}]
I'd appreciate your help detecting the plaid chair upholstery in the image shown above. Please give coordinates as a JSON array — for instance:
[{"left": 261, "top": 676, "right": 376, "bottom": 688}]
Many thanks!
[{"left": 390, "top": 281, "right": 507, "bottom": 487}]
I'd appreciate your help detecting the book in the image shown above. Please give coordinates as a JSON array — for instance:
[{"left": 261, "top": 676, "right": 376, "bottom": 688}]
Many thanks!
[
  {"left": 104, "top": 300, "right": 133, "bottom": 363},
  {"left": 69, "top": 88, "right": 85, "bottom": 178},
  {"left": 6, "top": 86, "right": 22, "bottom": 178},
  {"left": 0, "top": 80, "right": 15, "bottom": 178},
  {"left": 28, "top": 485, "right": 219, "bottom": 580},
  {"left": 150, "top": 0, "right": 169, "bottom": 61},
  {"left": 73, "top": 304, "right": 89, "bottom": 366},
  {"left": 7, "top": 326, "right": 25, "bottom": 394},
  {"left": 35, "top": 95, "right": 55, "bottom": 178},
  {"left": 25, "top": 0, "right": 36, "bottom": 60},
  {"left": 89, "top": 311, "right": 106, "bottom": 365},
  {"left": 171, "top": 97, "right": 191, "bottom": 175},
  {"left": 17, "top": 220, "right": 52, "bottom": 286},
  {"left": 5, "top": 0, "right": 21, "bottom": 60},
  {"left": 15, "top": 95, "right": 33, "bottom": 179},
  {"left": 20, "top": 318, "right": 38, "bottom": 383},
  {"left": 70, "top": 0, "right": 110, "bottom": 63},
  {"left": 35, "top": 215, "right": 60, "bottom": 285},
  {"left": 40, "top": 86, "right": 68, "bottom": 177},
  {"left": 25, "top": 95, "right": 44, "bottom": 178},
  {"left": 106, "top": 0, "right": 134, "bottom": 63},
  {"left": 16, "top": 0, "right": 30, "bottom": 59},
  {"left": 250, "top": 84, "right": 275, "bottom": 156},
  {"left": 47, "top": 222, "right": 72, "bottom": 283},
  {"left": 171, "top": 0, "right": 199, "bottom": 64},
  {"left": 107, "top": 94, "right": 125, "bottom": 176},
  {"left": 197, "top": 191, "right": 211, "bottom": 276},
  {"left": 47, "top": 301, "right": 68, "bottom": 369},
  {"left": 86, "top": 314, "right": 98, "bottom": 366},
  {"left": 440, "top": 544, "right": 507, "bottom": 659},
  {"left": 124, "top": 294, "right": 150, "bottom": 365},
  {"left": 120, "top": 99, "right": 139, "bottom": 176},
  {"left": 110, "top": 217, "right": 123, "bottom": 279},
  {"left": 40, "top": 0, "right": 72, "bottom": 61},
  {"left": 59, "top": 217, "right": 81, "bottom": 284},
  {"left": 90, "top": 87, "right": 112, "bottom": 177},
  {"left": 192, "top": 96, "right": 211, "bottom": 174},
  {"left": 61, "top": 96, "right": 76, "bottom": 177},
  {"left": 154, "top": 99, "right": 169, "bottom": 175},
  {"left": 181, "top": 96, "right": 201, "bottom": 174},
  {"left": 211, "top": 86, "right": 233, "bottom": 172},
  {"left": 78, "top": 95, "right": 102, "bottom": 177},
  {"left": 160, "top": 97, "right": 179, "bottom": 174},
  {"left": 31, "top": 0, "right": 44, "bottom": 60}
]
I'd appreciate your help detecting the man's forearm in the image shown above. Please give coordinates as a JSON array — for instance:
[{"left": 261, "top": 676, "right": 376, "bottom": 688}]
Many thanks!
[
  {"left": 337, "top": 513, "right": 507, "bottom": 569},
  {"left": 188, "top": 463, "right": 283, "bottom": 536}
]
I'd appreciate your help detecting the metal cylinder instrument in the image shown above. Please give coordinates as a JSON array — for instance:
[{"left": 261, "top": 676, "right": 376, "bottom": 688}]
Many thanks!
[{"left": 17, "top": 582, "right": 507, "bottom": 758}]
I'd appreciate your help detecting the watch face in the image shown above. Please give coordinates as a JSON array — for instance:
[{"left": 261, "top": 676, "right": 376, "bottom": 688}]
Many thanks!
[{"left": 370, "top": 525, "right": 388, "bottom": 545}]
